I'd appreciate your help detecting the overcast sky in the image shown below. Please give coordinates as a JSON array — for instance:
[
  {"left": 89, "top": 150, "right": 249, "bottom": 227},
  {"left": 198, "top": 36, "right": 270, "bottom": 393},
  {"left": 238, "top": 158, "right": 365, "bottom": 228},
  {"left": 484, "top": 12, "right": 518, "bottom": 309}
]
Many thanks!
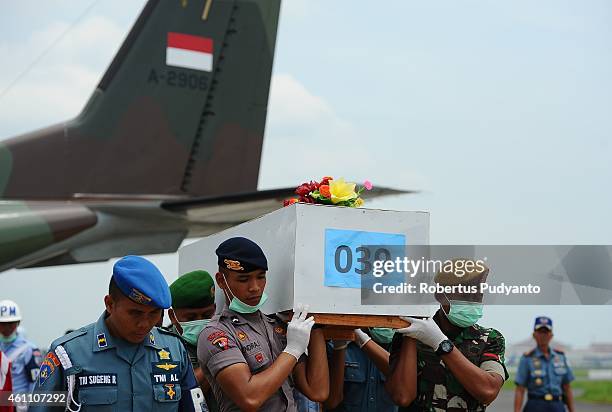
[{"left": 1, "top": 0, "right": 611, "bottom": 349}]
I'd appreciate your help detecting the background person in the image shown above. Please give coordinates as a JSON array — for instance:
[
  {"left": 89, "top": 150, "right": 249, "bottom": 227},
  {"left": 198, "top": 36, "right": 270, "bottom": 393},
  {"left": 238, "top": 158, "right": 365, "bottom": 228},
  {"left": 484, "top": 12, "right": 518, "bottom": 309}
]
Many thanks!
[
  {"left": 168, "top": 270, "right": 218, "bottom": 412},
  {"left": 0, "top": 349, "right": 13, "bottom": 412},
  {"left": 325, "top": 327, "right": 397, "bottom": 412},
  {"left": 514, "top": 316, "right": 575, "bottom": 412},
  {"left": 0, "top": 300, "right": 42, "bottom": 401}
]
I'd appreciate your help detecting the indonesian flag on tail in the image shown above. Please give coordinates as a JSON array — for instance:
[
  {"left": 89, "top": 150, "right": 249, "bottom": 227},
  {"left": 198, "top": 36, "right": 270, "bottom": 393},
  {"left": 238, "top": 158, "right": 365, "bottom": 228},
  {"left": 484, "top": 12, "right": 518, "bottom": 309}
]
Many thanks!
[{"left": 166, "top": 32, "right": 213, "bottom": 72}]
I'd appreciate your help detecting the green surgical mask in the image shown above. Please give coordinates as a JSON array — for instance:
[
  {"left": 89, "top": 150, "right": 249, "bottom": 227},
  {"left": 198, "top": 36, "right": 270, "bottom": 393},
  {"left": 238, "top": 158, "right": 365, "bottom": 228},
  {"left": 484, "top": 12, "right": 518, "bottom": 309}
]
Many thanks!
[
  {"left": 222, "top": 272, "right": 269, "bottom": 314},
  {"left": 369, "top": 327, "right": 395, "bottom": 344},
  {"left": 178, "top": 319, "right": 210, "bottom": 346},
  {"left": 443, "top": 296, "right": 483, "bottom": 328},
  {"left": 0, "top": 332, "right": 17, "bottom": 343}
]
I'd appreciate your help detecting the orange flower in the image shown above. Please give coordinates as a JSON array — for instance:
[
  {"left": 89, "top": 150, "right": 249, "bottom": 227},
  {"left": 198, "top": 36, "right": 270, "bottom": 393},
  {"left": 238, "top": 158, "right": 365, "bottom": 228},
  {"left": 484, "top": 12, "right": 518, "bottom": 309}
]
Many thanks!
[{"left": 319, "top": 185, "right": 331, "bottom": 198}]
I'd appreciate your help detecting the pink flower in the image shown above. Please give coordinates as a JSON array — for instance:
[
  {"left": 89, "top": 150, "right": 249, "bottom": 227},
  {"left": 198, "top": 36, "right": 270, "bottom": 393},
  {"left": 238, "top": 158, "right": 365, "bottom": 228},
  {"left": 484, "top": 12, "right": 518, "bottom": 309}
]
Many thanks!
[{"left": 363, "top": 180, "right": 373, "bottom": 190}]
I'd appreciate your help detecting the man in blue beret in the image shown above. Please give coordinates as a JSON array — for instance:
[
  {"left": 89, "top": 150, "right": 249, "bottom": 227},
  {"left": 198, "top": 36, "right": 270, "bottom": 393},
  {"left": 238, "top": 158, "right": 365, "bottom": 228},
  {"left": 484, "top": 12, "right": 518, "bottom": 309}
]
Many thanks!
[
  {"left": 197, "top": 237, "right": 329, "bottom": 411},
  {"left": 30, "top": 256, "right": 208, "bottom": 411},
  {"left": 514, "top": 316, "right": 575, "bottom": 412}
]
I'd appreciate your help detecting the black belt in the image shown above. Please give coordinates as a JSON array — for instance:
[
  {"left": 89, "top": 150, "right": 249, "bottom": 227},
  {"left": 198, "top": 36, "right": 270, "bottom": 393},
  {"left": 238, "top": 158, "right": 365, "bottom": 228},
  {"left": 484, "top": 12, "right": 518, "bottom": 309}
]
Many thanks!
[{"left": 528, "top": 394, "right": 562, "bottom": 401}]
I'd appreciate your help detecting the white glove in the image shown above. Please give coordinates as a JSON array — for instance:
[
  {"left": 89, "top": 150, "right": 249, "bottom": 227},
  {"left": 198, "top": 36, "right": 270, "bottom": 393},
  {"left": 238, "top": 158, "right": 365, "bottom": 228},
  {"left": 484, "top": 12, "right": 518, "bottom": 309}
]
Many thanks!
[
  {"left": 354, "top": 329, "right": 371, "bottom": 348},
  {"left": 283, "top": 304, "right": 315, "bottom": 360},
  {"left": 396, "top": 316, "right": 447, "bottom": 350}
]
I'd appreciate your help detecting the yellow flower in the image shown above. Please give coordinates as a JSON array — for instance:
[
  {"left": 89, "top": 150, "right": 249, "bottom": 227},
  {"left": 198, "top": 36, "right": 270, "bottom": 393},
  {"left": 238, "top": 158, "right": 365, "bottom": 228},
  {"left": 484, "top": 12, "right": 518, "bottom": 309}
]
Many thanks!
[
  {"left": 329, "top": 178, "right": 357, "bottom": 204},
  {"left": 354, "top": 198, "right": 364, "bottom": 207}
]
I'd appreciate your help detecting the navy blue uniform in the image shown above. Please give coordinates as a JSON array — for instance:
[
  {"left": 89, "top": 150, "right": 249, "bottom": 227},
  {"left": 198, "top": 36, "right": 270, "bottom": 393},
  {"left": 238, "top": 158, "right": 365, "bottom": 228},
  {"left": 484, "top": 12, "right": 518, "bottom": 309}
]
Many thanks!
[
  {"left": 326, "top": 342, "right": 397, "bottom": 412},
  {"left": 515, "top": 347, "right": 574, "bottom": 412},
  {"left": 31, "top": 312, "right": 207, "bottom": 411}
]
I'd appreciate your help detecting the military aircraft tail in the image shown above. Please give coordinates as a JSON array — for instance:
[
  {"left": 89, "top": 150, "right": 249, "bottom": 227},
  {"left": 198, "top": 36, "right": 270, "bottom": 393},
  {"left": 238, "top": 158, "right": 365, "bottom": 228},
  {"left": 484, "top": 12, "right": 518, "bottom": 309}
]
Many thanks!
[{"left": 0, "top": 0, "right": 281, "bottom": 200}]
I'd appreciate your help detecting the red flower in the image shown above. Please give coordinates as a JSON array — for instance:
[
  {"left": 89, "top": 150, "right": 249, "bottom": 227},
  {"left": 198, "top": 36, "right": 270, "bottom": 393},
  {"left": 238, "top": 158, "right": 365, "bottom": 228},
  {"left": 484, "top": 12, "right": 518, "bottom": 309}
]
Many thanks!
[
  {"left": 295, "top": 181, "right": 319, "bottom": 197},
  {"left": 283, "top": 198, "right": 299, "bottom": 207},
  {"left": 299, "top": 196, "right": 315, "bottom": 203},
  {"left": 319, "top": 185, "right": 331, "bottom": 198},
  {"left": 295, "top": 184, "right": 311, "bottom": 197},
  {"left": 320, "top": 176, "right": 333, "bottom": 185}
]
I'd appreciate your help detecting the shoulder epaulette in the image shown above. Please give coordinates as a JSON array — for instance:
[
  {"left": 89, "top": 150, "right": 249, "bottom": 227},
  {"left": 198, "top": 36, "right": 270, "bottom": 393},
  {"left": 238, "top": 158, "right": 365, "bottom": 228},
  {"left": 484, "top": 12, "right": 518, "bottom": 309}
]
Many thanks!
[{"left": 51, "top": 327, "right": 88, "bottom": 348}]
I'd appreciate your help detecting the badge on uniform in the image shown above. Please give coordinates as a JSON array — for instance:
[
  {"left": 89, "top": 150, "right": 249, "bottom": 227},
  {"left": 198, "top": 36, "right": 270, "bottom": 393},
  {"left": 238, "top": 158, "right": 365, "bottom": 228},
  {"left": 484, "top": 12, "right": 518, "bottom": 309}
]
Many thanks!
[
  {"left": 38, "top": 352, "right": 60, "bottom": 386},
  {"left": 535, "top": 378, "right": 543, "bottom": 386},
  {"left": 149, "top": 333, "right": 156, "bottom": 346},
  {"left": 164, "top": 384, "right": 177, "bottom": 400},
  {"left": 224, "top": 259, "right": 244, "bottom": 271},
  {"left": 255, "top": 353, "right": 264, "bottom": 363},
  {"left": 274, "top": 326, "right": 286, "bottom": 335},
  {"left": 129, "top": 288, "right": 153, "bottom": 305},
  {"left": 155, "top": 361, "right": 179, "bottom": 371},
  {"left": 213, "top": 336, "right": 230, "bottom": 351},
  {"left": 237, "top": 331, "right": 248, "bottom": 341},
  {"left": 97, "top": 333, "right": 107, "bottom": 348},
  {"left": 38, "top": 362, "right": 54, "bottom": 386},
  {"left": 158, "top": 348, "right": 171, "bottom": 360}
]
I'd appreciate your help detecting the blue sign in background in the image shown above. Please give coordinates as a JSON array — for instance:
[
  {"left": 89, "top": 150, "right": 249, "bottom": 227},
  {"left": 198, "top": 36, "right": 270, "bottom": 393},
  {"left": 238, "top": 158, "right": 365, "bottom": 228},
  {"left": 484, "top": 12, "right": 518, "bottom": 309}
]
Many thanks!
[{"left": 324, "top": 228, "right": 406, "bottom": 288}]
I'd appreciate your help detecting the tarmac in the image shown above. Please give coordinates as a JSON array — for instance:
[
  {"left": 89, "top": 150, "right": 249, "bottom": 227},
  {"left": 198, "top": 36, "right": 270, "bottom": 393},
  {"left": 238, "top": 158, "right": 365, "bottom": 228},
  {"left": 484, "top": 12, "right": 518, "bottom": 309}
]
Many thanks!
[{"left": 489, "top": 390, "right": 612, "bottom": 411}]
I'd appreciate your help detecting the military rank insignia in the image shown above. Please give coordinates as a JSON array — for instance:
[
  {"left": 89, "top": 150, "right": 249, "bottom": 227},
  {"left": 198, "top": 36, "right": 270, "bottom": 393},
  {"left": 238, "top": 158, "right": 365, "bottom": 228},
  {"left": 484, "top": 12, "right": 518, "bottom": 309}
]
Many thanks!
[
  {"left": 154, "top": 361, "right": 179, "bottom": 372},
  {"left": 97, "top": 333, "right": 107, "bottom": 348},
  {"left": 158, "top": 348, "right": 171, "bottom": 360},
  {"left": 129, "top": 288, "right": 153, "bottom": 305},
  {"left": 164, "top": 384, "right": 176, "bottom": 400},
  {"left": 224, "top": 259, "right": 244, "bottom": 271},
  {"left": 149, "top": 333, "right": 156, "bottom": 346},
  {"left": 274, "top": 326, "right": 286, "bottom": 335},
  {"left": 237, "top": 331, "right": 247, "bottom": 341}
]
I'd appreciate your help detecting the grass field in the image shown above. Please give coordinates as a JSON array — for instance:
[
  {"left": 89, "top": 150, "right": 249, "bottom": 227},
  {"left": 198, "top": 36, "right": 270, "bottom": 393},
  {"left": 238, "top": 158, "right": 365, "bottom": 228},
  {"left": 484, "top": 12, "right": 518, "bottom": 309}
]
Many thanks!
[{"left": 502, "top": 370, "right": 612, "bottom": 404}]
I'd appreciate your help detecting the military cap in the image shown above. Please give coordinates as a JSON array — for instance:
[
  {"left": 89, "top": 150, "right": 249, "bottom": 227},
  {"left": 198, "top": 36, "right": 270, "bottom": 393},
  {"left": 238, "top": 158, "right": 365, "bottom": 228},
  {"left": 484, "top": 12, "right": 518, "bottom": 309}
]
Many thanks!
[
  {"left": 112, "top": 255, "right": 172, "bottom": 309},
  {"left": 534, "top": 316, "right": 553, "bottom": 331},
  {"left": 434, "top": 258, "right": 489, "bottom": 286},
  {"left": 216, "top": 237, "right": 268, "bottom": 272},
  {"left": 170, "top": 270, "right": 215, "bottom": 308}
]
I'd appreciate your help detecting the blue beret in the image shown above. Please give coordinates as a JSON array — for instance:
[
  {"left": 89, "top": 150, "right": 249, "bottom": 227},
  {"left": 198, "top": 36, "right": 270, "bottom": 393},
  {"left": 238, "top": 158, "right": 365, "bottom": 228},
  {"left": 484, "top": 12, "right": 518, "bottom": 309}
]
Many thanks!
[
  {"left": 216, "top": 237, "right": 268, "bottom": 272},
  {"left": 534, "top": 316, "right": 553, "bottom": 330},
  {"left": 112, "top": 256, "right": 172, "bottom": 309}
]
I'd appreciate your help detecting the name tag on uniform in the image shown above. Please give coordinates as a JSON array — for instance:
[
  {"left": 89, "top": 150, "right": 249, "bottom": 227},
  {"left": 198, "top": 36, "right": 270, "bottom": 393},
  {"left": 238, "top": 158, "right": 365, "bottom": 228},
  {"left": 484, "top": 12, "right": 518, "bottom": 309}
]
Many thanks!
[
  {"left": 151, "top": 372, "right": 181, "bottom": 384},
  {"left": 77, "top": 373, "right": 118, "bottom": 387}
]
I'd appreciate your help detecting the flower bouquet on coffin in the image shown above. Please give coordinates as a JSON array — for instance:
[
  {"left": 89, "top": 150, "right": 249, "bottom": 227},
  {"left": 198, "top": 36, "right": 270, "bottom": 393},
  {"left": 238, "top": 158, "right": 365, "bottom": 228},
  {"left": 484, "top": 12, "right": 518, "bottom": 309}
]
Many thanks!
[{"left": 283, "top": 177, "right": 372, "bottom": 207}]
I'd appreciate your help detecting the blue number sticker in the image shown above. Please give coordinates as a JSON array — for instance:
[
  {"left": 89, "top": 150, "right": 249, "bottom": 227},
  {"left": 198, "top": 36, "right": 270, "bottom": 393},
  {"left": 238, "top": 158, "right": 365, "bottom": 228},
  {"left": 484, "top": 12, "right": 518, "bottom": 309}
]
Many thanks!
[{"left": 324, "top": 229, "right": 406, "bottom": 288}]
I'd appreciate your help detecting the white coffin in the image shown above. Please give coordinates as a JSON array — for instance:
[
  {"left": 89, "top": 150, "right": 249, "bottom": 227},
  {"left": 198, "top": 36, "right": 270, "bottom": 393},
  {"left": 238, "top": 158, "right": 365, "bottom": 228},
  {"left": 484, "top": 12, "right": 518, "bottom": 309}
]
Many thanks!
[{"left": 178, "top": 203, "right": 431, "bottom": 317}]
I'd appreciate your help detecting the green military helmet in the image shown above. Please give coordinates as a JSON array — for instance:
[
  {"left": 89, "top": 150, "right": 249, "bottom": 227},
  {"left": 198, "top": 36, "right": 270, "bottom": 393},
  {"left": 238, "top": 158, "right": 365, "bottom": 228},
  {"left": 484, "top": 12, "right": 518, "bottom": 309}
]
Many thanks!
[{"left": 170, "top": 270, "right": 215, "bottom": 308}]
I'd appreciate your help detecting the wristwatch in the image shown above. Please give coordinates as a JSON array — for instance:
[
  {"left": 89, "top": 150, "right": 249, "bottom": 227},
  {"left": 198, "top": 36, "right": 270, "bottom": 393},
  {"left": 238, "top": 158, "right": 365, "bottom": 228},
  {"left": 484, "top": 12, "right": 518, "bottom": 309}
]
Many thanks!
[{"left": 435, "top": 339, "right": 454, "bottom": 356}]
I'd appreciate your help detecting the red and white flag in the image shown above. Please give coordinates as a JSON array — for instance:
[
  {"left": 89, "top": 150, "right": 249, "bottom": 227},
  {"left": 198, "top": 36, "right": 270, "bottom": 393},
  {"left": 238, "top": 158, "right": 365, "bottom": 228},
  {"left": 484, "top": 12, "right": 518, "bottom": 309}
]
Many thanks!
[{"left": 166, "top": 32, "right": 213, "bottom": 72}]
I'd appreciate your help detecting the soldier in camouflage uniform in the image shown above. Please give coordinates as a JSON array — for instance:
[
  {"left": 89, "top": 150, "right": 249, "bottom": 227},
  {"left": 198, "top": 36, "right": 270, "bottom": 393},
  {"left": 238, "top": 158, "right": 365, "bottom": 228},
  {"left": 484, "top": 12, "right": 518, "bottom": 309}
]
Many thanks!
[
  {"left": 167, "top": 270, "right": 219, "bottom": 412},
  {"left": 386, "top": 259, "right": 509, "bottom": 411}
]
